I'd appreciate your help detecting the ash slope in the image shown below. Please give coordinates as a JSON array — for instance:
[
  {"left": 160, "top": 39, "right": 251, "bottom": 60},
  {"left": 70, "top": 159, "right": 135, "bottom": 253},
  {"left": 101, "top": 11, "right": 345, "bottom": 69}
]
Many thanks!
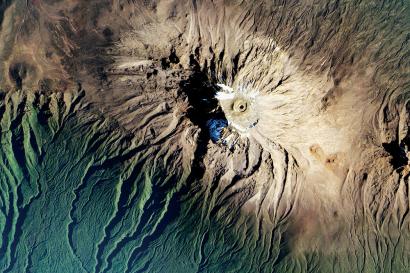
[{"left": 0, "top": 0, "right": 409, "bottom": 273}]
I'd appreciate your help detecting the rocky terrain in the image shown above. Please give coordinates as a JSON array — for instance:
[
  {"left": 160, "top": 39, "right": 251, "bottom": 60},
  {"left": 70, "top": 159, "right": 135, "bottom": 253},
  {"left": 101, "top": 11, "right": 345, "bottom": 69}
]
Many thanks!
[{"left": 0, "top": 0, "right": 409, "bottom": 272}]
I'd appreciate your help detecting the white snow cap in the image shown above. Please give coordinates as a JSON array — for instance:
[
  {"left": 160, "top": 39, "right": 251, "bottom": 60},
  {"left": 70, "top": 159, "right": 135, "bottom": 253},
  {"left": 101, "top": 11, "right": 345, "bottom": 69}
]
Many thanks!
[{"left": 216, "top": 83, "right": 235, "bottom": 100}]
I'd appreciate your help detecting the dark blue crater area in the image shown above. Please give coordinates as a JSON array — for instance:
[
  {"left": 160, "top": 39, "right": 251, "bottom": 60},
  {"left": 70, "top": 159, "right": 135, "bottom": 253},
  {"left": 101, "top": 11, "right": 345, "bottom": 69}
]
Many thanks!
[{"left": 207, "top": 118, "right": 228, "bottom": 143}]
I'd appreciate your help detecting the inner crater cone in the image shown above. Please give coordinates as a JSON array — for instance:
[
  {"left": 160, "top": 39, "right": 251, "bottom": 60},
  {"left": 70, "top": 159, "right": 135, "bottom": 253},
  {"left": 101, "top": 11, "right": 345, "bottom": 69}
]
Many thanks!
[{"left": 216, "top": 85, "right": 260, "bottom": 134}]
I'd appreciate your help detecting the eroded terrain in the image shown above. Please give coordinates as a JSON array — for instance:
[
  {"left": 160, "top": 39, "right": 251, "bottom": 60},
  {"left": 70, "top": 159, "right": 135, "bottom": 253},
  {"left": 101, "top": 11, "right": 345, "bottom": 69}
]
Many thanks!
[{"left": 0, "top": 0, "right": 409, "bottom": 272}]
